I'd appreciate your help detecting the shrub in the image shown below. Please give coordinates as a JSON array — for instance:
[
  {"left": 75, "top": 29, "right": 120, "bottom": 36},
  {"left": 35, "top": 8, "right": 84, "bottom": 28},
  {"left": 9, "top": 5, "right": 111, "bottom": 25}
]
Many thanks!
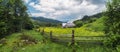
[{"left": 20, "top": 34, "right": 37, "bottom": 45}]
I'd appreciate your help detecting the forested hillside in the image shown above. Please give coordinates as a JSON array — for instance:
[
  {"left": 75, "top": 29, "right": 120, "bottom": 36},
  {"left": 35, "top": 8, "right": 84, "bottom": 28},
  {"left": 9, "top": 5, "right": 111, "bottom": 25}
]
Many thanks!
[
  {"left": 32, "top": 17, "right": 62, "bottom": 23},
  {"left": 74, "top": 12, "right": 103, "bottom": 27},
  {"left": 32, "top": 17, "right": 62, "bottom": 27}
]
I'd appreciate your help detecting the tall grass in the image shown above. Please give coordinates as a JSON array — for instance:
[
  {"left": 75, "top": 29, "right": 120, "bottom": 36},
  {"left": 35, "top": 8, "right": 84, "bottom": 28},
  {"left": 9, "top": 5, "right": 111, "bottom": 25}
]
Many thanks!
[{"left": 0, "top": 30, "right": 118, "bottom": 52}]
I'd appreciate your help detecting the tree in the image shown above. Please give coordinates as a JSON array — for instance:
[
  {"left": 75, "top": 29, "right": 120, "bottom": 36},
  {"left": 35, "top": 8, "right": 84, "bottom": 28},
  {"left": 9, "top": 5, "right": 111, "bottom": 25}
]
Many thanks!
[
  {"left": 104, "top": 0, "right": 120, "bottom": 48},
  {"left": 0, "top": 0, "right": 33, "bottom": 38}
]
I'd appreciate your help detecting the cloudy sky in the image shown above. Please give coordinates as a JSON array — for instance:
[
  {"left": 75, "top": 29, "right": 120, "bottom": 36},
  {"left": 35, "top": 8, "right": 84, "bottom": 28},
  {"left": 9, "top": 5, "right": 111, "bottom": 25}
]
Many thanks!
[{"left": 23, "top": 0, "right": 106, "bottom": 22}]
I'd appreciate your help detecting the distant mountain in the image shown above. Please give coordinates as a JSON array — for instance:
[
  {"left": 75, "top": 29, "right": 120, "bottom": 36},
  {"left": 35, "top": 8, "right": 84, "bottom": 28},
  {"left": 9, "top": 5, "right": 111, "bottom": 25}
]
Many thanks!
[
  {"left": 31, "top": 17, "right": 62, "bottom": 27},
  {"left": 74, "top": 12, "right": 104, "bottom": 27},
  {"left": 31, "top": 17, "right": 62, "bottom": 23}
]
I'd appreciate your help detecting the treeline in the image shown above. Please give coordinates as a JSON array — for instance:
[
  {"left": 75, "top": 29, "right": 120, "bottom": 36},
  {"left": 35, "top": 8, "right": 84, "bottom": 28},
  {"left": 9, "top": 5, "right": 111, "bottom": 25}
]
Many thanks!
[{"left": 0, "top": 0, "right": 33, "bottom": 38}]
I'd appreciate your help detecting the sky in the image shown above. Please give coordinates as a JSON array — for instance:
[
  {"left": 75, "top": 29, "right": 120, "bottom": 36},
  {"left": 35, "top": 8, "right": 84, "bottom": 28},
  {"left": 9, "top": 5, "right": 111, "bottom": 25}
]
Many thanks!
[{"left": 23, "top": 0, "right": 106, "bottom": 22}]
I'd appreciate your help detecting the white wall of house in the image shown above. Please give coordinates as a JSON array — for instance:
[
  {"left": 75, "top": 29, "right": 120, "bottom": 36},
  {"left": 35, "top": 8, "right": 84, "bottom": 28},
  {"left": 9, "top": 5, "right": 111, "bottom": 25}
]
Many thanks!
[
  {"left": 62, "top": 22, "right": 75, "bottom": 28},
  {"left": 62, "top": 23, "right": 67, "bottom": 28}
]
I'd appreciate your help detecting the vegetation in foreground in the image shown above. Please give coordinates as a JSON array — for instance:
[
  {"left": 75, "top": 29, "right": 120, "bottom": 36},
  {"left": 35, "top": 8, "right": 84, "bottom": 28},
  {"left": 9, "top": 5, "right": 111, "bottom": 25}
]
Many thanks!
[
  {"left": 0, "top": 0, "right": 33, "bottom": 38},
  {"left": 0, "top": 30, "right": 119, "bottom": 52}
]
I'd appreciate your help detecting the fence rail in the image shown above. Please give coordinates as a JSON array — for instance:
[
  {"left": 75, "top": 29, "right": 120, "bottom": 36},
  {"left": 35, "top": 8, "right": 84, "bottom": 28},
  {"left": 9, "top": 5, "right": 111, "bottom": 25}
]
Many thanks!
[{"left": 40, "top": 29, "right": 107, "bottom": 45}]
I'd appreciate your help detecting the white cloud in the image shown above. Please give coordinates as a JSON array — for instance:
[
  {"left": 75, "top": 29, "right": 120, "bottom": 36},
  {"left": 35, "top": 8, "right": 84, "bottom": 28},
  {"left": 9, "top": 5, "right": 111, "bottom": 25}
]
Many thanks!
[
  {"left": 27, "top": 0, "right": 106, "bottom": 22},
  {"left": 31, "top": 13, "right": 46, "bottom": 17},
  {"left": 29, "top": 2, "right": 34, "bottom": 6},
  {"left": 23, "top": 0, "right": 29, "bottom": 3}
]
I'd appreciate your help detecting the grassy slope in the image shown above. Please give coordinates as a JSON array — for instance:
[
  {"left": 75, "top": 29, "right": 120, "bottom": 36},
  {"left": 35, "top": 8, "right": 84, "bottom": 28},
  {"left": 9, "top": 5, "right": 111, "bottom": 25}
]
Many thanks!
[{"left": 82, "top": 16, "right": 106, "bottom": 32}]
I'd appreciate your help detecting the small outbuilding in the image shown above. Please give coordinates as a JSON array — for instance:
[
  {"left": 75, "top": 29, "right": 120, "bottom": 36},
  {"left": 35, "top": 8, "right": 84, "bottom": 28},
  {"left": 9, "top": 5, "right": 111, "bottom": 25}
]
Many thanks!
[{"left": 62, "top": 22, "right": 75, "bottom": 28}]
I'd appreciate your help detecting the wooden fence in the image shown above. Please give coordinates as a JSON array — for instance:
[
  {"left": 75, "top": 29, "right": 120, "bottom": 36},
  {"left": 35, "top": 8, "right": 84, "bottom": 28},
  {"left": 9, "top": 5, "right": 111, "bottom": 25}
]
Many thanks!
[{"left": 40, "top": 29, "right": 107, "bottom": 45}]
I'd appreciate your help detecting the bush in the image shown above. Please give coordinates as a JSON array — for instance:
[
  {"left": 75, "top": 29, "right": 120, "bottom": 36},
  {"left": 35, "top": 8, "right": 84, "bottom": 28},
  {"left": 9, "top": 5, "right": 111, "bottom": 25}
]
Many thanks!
[
  {"left": 0, "top": 38, "right": 7, "bottom": 46},
  {"left": 20, "top": 34, "right": 37, "bottom": 45}
]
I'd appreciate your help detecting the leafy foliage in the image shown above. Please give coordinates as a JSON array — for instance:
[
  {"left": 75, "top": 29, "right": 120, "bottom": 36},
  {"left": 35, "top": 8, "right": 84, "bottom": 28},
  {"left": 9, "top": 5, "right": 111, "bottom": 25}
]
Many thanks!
[
  {"left": 0, "top": 0, "right": 33, "bottom": 38},
  {"left": 104, "top": 0, "right": 120, "bottom": 48}
]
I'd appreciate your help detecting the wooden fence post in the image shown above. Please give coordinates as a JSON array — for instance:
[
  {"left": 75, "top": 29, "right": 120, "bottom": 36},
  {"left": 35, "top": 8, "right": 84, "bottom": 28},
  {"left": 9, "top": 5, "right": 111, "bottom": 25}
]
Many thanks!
[
  {"left": 71, "top": 30, "right": 75, "bottom": 45},
  {"left": 39, "top": 29, "right": 41, "bottom": 32},
  {"left": 41, "top": 29, "right": 44, "bottom": 35},
  {"left": 71, "top": 30, "right": 76, "bottom": 52},
  {"left": 50, "top": 31, "right": 52, "bottom": 40}
]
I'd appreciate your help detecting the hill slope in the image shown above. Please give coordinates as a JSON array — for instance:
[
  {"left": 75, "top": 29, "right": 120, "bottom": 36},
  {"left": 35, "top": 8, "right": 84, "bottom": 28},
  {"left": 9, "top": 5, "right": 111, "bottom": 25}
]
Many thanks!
[
  {"left": 31, "top": 17, "right": 62, "bottom": 27},
  {"left": 82, "top": 16, "right": 106, "bottom": 32},
  {"left": 31, "top": 17, "right": 62, "bottom": 24},
  {"left": 74, "top": 12, "right": 104, "bottom": 27}
]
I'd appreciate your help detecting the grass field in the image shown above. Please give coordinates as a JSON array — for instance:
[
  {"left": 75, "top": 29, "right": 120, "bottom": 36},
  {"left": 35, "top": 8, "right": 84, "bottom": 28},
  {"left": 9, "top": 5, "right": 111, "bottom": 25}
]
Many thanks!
[{"left": 0, "top": 30, "right": 118, "bottom": 52}]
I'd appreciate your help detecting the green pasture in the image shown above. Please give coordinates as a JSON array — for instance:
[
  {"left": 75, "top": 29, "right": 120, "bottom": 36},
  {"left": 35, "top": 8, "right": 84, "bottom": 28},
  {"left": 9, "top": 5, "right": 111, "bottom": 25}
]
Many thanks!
[{"left": 39, "top": 27, "right": 104, "bottom": 36}]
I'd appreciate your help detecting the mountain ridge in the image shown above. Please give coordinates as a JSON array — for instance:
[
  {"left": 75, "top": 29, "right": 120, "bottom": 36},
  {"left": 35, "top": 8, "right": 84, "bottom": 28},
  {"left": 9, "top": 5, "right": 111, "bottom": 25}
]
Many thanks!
[{"left": 31, "top": 16, "right": 63, "bottom": 23}]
